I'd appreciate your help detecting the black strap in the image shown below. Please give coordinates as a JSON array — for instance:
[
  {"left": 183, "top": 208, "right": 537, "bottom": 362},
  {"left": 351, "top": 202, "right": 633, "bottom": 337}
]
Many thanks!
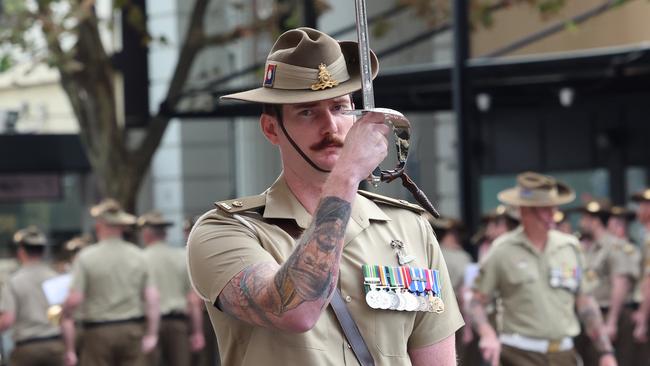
[
  {"left": 330, "top": 290, "right": 375, "bottom": 366},
  {"left": 266, "top": 215, "right": 375, "bottom": 365}
]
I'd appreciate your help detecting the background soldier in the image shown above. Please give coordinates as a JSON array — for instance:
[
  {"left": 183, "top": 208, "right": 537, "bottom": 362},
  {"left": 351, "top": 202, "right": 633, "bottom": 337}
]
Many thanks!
[
  {"left": 62, "top": 199, "right": 160, "bottom": 366},
  {"left": 138, "top": 211, "right": 205, "bottom": 366},
  {"left": 0, "top": 226, "right": 68, "bottom": 366},
  {"left": 574, "top": 199, "right": 640, "bottom": 366},
  {"left": 469, "top": 172, "right": 617, "bottom": 366},
  {"left": 607, "top": 206, "right": 636, "bottom": 242},
  {"left": 428, "top": 216, "right": 473, "bottom": 358},
  {"left": 632, "top": 189, "right": 650, "bottom": 345}
]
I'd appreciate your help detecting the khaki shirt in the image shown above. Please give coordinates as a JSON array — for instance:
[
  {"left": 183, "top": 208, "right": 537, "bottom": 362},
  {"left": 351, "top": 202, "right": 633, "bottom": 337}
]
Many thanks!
[
  {"left": 0, "top": 262, "right": 61, "bottom": 342},
  {"left": 642, "top": 237, "right": 650, "bottom": 277},
  {"left": 440, "top": 247, "right": 472, "bottom": 291},
  {"left": 188, "top": 175, "right": 464, "bottom": 366},
  {"left": 583, "top": 233, "right": 640, "bottom": 306},
  {"left": 144, "top": 242, "right": 189, "bottom": 315},
  {"left": 474, "top": 227, "right": 586, "bottom": 339},
  {"left": 71, "top": 238, "right": 152, "bottom": 321}
]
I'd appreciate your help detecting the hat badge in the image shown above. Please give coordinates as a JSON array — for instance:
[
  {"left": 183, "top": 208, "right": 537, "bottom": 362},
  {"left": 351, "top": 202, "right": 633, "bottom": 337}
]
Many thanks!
[{"left": 311, "top": 63, "right": 339, "bottom": 90}]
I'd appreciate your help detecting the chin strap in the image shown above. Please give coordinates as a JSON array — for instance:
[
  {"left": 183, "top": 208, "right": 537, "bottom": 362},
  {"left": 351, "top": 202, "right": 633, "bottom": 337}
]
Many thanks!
[{"left": 276, "top": 113, "right": 331, "bottom": 173}]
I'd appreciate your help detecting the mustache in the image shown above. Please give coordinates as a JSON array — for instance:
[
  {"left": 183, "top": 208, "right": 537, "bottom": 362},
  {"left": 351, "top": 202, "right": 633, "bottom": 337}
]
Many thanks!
[{"left": 310, "top": 135, "right": 344, "bottom": 151}]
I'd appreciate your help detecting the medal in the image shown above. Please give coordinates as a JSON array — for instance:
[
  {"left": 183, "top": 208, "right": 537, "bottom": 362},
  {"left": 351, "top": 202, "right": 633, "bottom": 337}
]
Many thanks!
[
  {"left": 431, "top": 296, "right": 445, "bottom": 314},
  {"left": 404, "top": 292, "right": 420, "bottom": 311},
  {"left": 366, "top": 290, "right": 381, "bottom": 309}
]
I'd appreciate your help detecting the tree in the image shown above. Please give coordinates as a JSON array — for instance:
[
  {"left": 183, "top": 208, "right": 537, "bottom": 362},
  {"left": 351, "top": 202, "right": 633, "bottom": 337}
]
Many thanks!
[{"left": 0, "top": 0, "right": 607, "bottom": 210}]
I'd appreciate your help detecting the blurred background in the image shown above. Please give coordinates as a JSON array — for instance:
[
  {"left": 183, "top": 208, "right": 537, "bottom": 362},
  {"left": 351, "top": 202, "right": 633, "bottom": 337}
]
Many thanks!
[{"left": 1, "top": 0, "right": 650, "bottom": 251}]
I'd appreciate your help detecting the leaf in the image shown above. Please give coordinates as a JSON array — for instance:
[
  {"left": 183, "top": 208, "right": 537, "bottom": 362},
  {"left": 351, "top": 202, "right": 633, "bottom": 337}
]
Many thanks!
[
  {"left": 372, "top": 18, "right": 392, "bottom": 39},
  {"left": 0, "top": 54, "right": 13, "bottom": 73}
]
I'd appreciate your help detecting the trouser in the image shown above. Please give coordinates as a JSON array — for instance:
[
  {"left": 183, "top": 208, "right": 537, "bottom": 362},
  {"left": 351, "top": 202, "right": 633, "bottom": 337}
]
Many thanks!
[
  {"left": 191, "top": 309, "right": 220, "bottom": 366},
  {"left": 576, "top": 305, "right": 641, "bottom": 366},
  {"left": 148, "top": 317, "right": 191, "bottom": 366},
  {"left": 10, "top": 338, "right": 65, "bottom": 366},
  {"left": 81, "top": 321, "right": 146, "bottom": 366},
  {"left": 500, "top": 345, "right": 579, "bottom": 366}
]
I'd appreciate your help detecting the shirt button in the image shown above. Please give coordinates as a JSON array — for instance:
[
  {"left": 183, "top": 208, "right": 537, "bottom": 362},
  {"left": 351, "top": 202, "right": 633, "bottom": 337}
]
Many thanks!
[
  {"left": 347, "top": 343, "right": 352, "bottom": 349},
  {"left": 345, "top": 296, "right": 352, "bottom": 303}
]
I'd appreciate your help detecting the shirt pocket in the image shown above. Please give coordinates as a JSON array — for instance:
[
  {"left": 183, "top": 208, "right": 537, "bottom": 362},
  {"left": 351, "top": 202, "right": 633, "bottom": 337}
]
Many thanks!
[
  {"left": 503, "top": 261, "right": 539, "bottom": 286},
  {"left": 375, "top": 310, "right": 412, "bottom": 357}
]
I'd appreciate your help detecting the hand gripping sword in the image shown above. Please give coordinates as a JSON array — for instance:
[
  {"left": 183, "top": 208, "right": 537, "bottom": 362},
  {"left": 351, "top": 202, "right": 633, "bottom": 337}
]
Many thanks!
[{"left": 349, "top": 0, "right": 440, "bottom": 218}]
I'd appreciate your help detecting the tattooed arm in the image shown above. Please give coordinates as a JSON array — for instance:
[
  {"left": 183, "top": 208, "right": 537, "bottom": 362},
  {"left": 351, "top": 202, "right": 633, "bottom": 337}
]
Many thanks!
[
  {"left": 217, "top": 194, "right": 352, "bottom": 332},
  {"left": 576, "top": 294, "right": 617, "bottom": 365},
  {"left": 467, "top": 290, "right": 500, "bottom": 366},
  {"left": 604, "top": 274, "right": 631, "bottom": 340}
]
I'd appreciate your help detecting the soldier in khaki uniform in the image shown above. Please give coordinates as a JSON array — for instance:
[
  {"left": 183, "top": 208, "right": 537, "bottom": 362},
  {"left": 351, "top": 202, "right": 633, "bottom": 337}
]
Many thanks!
[
  {"left": 138, "top": 212, "right": 205, "bottom": 366},
  {"left": 573, "top": 200, "right": 640, "bottom": 366},
  {"left": 632, "top": 189, "right": 650, "bottom": 347},
  {"left": 607, "top": 206, "right": 636, "bottom": 242},
  {"left": 187, "top": 27, "right": 463, "bottom": 366},
  {"left": 0, "top": 226, "right": 67, "bottom": 366},
  {"left": 428, "top": 216, "right": 473, "bottom": 357},
  {"left": 469, "top": 172, "right": 617, "bottom": 366},
  {"left": 62, "top": 199, "right": 160, "bottom": 366}
]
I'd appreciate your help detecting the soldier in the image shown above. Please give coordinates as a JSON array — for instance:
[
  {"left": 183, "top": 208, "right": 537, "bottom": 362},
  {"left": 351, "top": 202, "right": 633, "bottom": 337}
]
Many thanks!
[
  {"left": 187, "top": 27, "right": 463, "bottom": 365},
  {"left": 469, "top": 171, "right": 617, "bottom": 366},
  {"left": 632, "top": 189, "right": 650, "bottom": 343},
  {"left": 62, "top": 199, "right": 160, "bottom": 366},
  {"left": 553, "top": 210, "right": 573, "bottom": 234},
  {"left": 607, "top": 206, "right": 636, "bottom": 242},
  {"left": 138, "top": 211, "right": 205, "bottom": 366},
  {"left": 477, "top": 205, "right": 519, "bottom": 260},
  {"left": 54, "top": 235, "right": 91, "bottom": 274},
  {"left": 574, "top": 200, "right": 640, "bottom": 366},
  {"left": 428, "top": 216, "right": 473, "bottom": 357},
  {"left": 0, "top": 226, "right": 68, "bottom": 366}
]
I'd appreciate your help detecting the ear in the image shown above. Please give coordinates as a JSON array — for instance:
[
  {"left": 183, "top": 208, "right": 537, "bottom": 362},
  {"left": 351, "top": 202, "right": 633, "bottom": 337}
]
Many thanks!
[{"left": 260, "top": 113, "right": 281, "bottom": 145}]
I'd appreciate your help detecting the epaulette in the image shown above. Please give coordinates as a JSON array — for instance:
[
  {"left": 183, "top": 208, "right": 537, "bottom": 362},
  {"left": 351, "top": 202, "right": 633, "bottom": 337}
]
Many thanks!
[
  {"left": 358, "top": 190, "right": 425, "bottom": 214},
  {"left": 214, "top": 194, "right": 266, "bottom": 214}
]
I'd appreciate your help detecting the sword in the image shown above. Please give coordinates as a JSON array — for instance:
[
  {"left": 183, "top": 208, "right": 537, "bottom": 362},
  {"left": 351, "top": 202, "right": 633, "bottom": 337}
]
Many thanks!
[{"left": 348, "top": 0, "right": 441, "bottom": 218}]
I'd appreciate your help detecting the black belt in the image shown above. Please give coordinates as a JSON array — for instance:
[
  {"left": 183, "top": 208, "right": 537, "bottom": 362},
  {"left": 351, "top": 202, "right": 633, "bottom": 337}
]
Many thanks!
[
  {"left": 161, "top": 312, "right": 187, "bottom": 320},
  {"left": 15, "top": 335, "right": 62, "bottom": 347},
  {"left": 82, "top": 316, "right": 145, "bottom": 329}
]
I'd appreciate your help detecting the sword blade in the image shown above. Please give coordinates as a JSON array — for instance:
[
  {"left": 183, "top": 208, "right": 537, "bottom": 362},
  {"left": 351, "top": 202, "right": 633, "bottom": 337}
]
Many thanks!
[{"left": 354, "top": 0, "right": 375, "bottom": 110}]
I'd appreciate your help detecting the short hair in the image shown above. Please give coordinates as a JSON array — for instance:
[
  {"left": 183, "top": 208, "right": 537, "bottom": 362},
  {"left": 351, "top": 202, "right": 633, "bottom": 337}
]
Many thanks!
[{"left": 20, "top": 244, "right": 45, "bottom": 257}]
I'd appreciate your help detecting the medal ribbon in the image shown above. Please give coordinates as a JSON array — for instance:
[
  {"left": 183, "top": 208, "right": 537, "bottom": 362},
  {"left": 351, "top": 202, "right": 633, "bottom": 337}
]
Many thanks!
[
  {"left": 377, "top": 265, "right": 387, "bottom": 288},
  {"left": 394, "top": 267, "right": 404, "bottom": 290},
  {"left": 424, "top": 268, "right": 433, "bottom": 292},
  {"left": 401, "top": 266, "right": 412, "bottom": 289},
  {"left": 432, "top": 269, "right": 442, "bottom": 299},
  {"left": 410, "top": 267, "right": 424, "bottom": 293}
]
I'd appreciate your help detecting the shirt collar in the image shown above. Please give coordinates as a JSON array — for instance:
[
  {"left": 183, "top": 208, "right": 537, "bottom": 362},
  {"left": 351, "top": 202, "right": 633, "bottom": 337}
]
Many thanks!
[
  {"left": 263, "top": 174, "right": 391, "bottom": 230},
  {"left": 511, "top": 226, "right": 571, "bottom": 254}
]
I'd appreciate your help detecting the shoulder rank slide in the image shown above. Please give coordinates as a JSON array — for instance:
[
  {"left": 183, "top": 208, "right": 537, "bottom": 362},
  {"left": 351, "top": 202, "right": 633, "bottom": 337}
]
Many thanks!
[{"left": 214, "top": 194, "right": 266, "bottom": 214}]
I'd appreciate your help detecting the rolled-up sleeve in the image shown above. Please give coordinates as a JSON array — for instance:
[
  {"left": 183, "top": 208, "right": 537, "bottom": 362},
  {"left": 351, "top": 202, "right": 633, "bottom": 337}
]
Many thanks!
[{"left": 187, "top": 211, "right": 276, "bottom": 306}]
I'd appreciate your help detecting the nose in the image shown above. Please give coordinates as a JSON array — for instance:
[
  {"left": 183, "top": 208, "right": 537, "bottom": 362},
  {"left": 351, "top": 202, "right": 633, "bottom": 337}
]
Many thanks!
[{"left": 320, "top": 109, "right": 339, "bottom": 135}]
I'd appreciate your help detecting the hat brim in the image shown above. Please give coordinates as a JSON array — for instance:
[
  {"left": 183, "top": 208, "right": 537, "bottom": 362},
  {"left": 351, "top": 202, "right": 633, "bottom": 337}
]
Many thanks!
[
  {"left": 497, "top": 181, "right": 575, "bottom": 207},
  {"left": 97, "top": 212, "right": 137, "bottom": 226},
  {"left": 221, "top": 41, "right": 379, "bottom": 104}
]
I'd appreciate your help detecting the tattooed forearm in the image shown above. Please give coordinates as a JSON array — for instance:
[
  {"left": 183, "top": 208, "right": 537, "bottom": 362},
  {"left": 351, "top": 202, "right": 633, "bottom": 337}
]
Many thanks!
[
  {"left": 218, "top": 196, "right": 351, "bottom": 330},
  {"left": 576, "top": 294, "right": 614, "bottom": 352},
  {"left": 467, "top": 291, "right": 490, "bottom": 332}
]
